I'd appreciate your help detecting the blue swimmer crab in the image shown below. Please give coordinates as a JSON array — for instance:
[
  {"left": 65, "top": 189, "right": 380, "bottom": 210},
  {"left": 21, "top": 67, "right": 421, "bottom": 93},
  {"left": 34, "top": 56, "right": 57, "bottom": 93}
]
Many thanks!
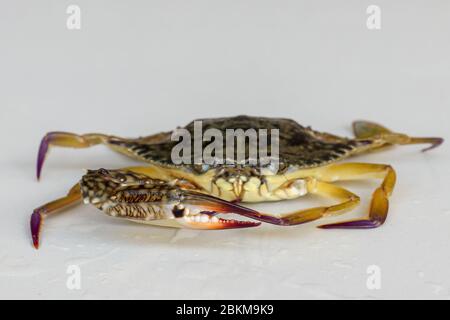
[{"left": 31, "top": 115, "right": 443, "bottom": 248}]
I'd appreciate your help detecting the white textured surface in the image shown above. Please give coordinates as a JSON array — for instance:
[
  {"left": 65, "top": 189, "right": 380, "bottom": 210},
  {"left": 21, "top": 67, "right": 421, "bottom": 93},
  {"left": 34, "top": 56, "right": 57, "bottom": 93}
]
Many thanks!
[{"left": 0, "top": 1, "right": 449, "bottom": 299}]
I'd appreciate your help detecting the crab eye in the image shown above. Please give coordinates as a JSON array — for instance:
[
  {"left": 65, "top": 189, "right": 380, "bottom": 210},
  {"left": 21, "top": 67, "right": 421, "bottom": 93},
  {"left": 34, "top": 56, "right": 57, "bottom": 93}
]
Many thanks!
[
  {"left": 112, "top": 172, "right": 127, "bottom": 183},
  {"left": 98, "top": 168, "right": 109, "bottom": 175},
  {"left": 172, "top": 205, "right": 185, "bottom": 218},
  {"left": 193, "top": 164, "right": 210, "bottom": 173}
]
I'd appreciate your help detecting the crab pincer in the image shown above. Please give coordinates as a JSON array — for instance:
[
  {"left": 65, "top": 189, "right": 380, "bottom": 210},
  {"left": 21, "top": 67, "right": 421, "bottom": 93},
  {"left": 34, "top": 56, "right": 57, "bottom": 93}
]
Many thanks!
[
  {"left": 165, "top": 192, "right": 262, "bottom": 230},
  {"left": 30, "top": 169, "right": 262, "bottom": 249}
]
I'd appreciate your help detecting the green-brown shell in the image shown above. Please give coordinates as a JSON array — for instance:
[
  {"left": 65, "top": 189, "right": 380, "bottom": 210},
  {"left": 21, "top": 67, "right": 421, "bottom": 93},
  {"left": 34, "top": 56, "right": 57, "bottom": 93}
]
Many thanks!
[{"left": 110, "top": 115, "right": 369, "bottom": 173}]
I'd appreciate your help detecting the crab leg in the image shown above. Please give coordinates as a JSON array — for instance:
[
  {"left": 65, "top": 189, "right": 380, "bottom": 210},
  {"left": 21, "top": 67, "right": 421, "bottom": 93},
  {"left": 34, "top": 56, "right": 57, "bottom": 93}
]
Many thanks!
[
  {"left": 36, "top": 131, "right": 173, "bottom": 180},
  {"left": 313, "top": 163, "right": 396, "bottom": 229},
  {"left": 30, "top": 183, "right": 82, "bottom": 249},
  {"left": 353, "top": 121, "right": 443, "bottom": 152},
  {"left": 228, "top": 179, "right": 360, "bottom": 226},
  {"left": 396, "top": 136, "right": 444, "bottom": 152},
  {"left": 36, "top": 132, "right": 110, "bottom": 180},
  {"left": 378, "top": 134, "right": 443, "bottom": 152}
]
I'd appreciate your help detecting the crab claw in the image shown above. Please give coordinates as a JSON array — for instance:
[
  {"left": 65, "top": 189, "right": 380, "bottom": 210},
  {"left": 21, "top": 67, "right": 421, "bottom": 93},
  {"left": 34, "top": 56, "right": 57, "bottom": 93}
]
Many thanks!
[
  {"left": 178, "top": 213, "right": 261, "bottom": 230},
  {"left": 171, "top": 191, "right": 262, "bottom": 229}
]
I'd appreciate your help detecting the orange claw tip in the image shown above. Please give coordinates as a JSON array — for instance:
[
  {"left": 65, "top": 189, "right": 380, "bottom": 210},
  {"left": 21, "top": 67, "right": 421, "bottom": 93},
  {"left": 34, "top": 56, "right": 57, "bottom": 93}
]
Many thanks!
[
  {"left": 30, "top": 210, "right": 42, "bottom": 249},
  {"left": 217, "top": 218, "right": 261, "bottom": 229},
  {"left": 184, "top": 216, "right": 261, "bottom": 230}
]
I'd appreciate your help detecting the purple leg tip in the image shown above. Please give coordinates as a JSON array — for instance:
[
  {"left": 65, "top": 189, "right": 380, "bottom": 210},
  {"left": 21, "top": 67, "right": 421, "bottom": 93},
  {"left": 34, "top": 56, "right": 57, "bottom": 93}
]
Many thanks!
[
  {"left": 36, "top": 134, "right": 52, "bottom": 180},
  {"left": 30, "top": 210, "right": 42, "bottom": 249},
  {"left": 318, "top": 219, "right": 381, "bottom": 229},
  {"left": 422, "top": 137, "right": 444, "bottom": 152}
]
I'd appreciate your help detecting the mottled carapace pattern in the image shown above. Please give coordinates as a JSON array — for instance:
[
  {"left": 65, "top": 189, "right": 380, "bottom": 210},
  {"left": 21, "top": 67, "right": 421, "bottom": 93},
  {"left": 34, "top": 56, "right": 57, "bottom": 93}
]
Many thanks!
[{"left": 110, "top": 115, "right": 371, "bottom": 172}]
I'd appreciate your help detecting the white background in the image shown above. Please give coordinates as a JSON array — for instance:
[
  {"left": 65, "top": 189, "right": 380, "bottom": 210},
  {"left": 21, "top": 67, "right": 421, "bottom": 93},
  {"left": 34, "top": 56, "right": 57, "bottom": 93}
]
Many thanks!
[{"left": 0, "top": 1, "right": 449, "bottom": 299}]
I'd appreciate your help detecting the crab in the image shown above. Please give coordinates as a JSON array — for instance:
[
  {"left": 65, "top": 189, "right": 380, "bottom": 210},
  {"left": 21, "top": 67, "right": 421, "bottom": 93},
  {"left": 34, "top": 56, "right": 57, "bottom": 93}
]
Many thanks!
[{"left": 31, "top": 116, "right": 443, "bottom": 249}]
